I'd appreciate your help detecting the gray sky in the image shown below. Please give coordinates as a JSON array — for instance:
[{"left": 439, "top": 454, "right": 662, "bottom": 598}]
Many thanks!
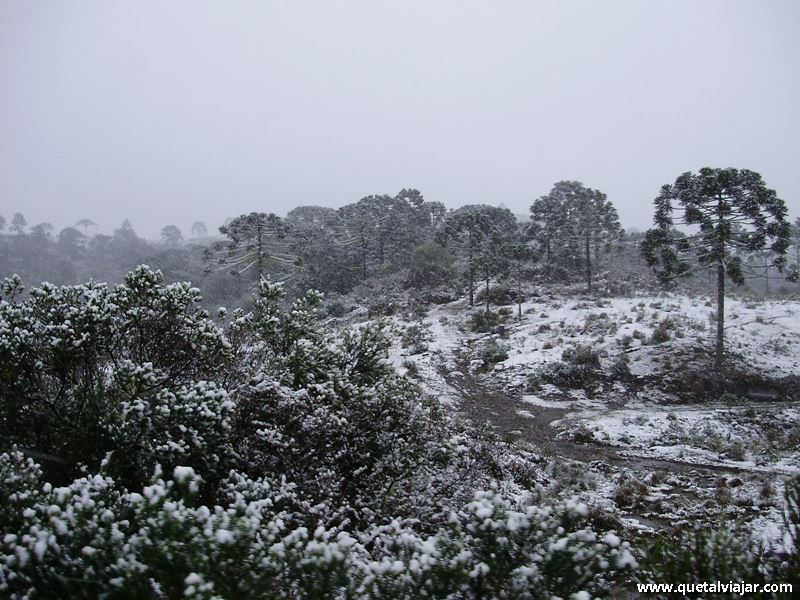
[{"left": 1, "top": 0, "right": 798, "bottom": 239}]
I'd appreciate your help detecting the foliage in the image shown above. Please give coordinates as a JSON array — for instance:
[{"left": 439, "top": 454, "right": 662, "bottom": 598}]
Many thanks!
[
  {"left": 478, "top": 340, "right": 509, "bottom": 370},
  {"left": 230, "top": 279, "right": 467, "bottom": 526},
  {"left": 0, "top": 266, "right": 232, "bottom": 488},
  {"left": 437, "top": 204, "right": 518, "bottom": 307},
  {"left": 641, "top": 168, "right": 791, "bottom": 369},
  {"left": 528, "top": 345, "right": 602, "bottom": 391},
  {"left": 470, "top": 309, "right": 501, "bottom": 333},
  {"left": 529, "top": 181, "right": 620, "bottom": 290},
  {"left": 0, "top": 455, "right": 637, "bottom": 599},
  {"left": 0, "top": 267, "right": 642, "bottom": 598}
]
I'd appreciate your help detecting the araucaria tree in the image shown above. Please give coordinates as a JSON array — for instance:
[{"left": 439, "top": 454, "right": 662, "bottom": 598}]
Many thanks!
[
  {"left": 209, "top": 212, "right": 290, "bottom": 281},
  {"left": 438, "top": 205, "right": 517, "bottom": 307},
  {"left": 529, "top": 181, "right": 619, "bottom": 290},
  {"left": 641, "top": 168, "right": 791, "bottom": 371}
]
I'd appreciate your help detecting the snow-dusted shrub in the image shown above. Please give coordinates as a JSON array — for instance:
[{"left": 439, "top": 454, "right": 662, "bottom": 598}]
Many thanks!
[
  {"left": 478, "top": 340, "right": 509, "bottom": 370},
  {"left": 401, "top": 323, "right": 431, "bottom": 354},
  {"left": 0, "top": 451, "right": 353, "bottom": 599},
  {"left": 475, "top": 285, "right": 521, "bottom": 307},
  {"left": 0, "top": 453, "right": 636, "bottom": 599},
  {"left": 528, "top": 345, "right": 602, "bottom": 391},
  {"left": 562, "top": 345, "right": 600, "bottom": 368},
  {"left": 646, "top": 317, "right": 677, "bottom": 345},
  {"left": 105, "top": 361, "right": 235, "bottom": 489},
  {"left": 230, "top": 280, "right": 473, "bottom": 527},
  {"left": 470, "top": 309, "right": 500, "bottom": 333},
  {"left": 356, "top": 492, "right": 637, "bottom": 599},
  {"left": 0, "top": 267, "right": 232, "bottom": 486}
]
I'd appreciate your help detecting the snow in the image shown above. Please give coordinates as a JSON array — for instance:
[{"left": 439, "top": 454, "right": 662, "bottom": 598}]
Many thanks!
[{"left": 375, "top": 289, "right": 800, "bottom": 546}]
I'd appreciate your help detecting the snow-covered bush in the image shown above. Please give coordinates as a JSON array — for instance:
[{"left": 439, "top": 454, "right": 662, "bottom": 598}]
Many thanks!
[
  {"left": 470, "top": 309, "right": 500, "bottom": 333},
  {"left": 0, "top": 267, "right": 232, "bottom": 486},
  {"left": 231, "top": 279, "right": 473, "bottom": 527},
  {"left": 478, "top": 340, "right": 509, "bottom": 370},
  {"left": 0, "top": 267, "right": 643, "bottom": 596},
  {"left": 0, "top": 452, "right": 636, "bottom": 599},
  {"left": 527, "top": 345, "right": 602, "bottom": 391}
]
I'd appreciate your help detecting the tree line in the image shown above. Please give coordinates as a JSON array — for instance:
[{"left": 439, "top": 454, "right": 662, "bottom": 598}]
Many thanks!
[{"left": 2, "top": 168, "right": 798, "bottom": 328}]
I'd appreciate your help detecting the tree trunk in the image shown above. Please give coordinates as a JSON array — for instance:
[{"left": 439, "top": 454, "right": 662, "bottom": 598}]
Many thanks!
[
  {"left": 715, "top": 260, "right": 725, "bottom": 373},
  {"left": 361, "top": 237, "right": 368, "bottom": 280},
  {"left": 796, "top": 243, "right": 800, "bottom": 287},
  {"left": 256, "top": 222, "right": 263, "bottom": 281},
  {"left": 485, "top": 274, "right": 490, "bottom": 314},
  {"left": 585, "top": 234, "right": 592, "bottom": 291},
  {"left": 468, "top": 238, "right": 474, "bottom": 307},
  {"left": 545, "top": 239, "right": 552, "bottom": 277},
  {"left": 764, "top": 255, "right": 769, "bottom": 294},
  {"left": 517, "top": 264, "right": 523, "bottom": 321}
]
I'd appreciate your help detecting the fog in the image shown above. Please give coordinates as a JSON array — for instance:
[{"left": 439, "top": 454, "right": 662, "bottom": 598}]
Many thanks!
[{"left": 1, "top": 0, "right": 798, "bottom": 238}]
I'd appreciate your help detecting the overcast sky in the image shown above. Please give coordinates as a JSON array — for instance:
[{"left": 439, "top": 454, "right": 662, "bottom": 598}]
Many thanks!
[{"left": 1, "top": 0, "right": 798, "bottom": 238}]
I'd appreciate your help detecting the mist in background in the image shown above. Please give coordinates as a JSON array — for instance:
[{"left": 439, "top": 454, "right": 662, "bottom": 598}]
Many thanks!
[{"left": 1, "top": 0, "right": 798, "bottom": 238}]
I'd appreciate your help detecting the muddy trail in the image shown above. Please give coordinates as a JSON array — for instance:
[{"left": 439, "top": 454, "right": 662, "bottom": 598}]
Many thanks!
[{"left": 436, "top": 349, "right": 754, "bottom": 478}]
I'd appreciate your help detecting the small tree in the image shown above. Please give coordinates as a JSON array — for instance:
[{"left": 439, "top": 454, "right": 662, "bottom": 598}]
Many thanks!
[
  {"left": 57, "top": 227, "right": 86, "bottom": 258},
  {"left": 0, "top": 214, "right": 5, "bottom": 233},
  {"left": 161, "top": 224, "right": 184, "bottom": 246},
  {"left": 209, "top": 212, "right": 290, "bottom": 281},
  {"left": 114, "top": 219, "right": 138, "bottom": 242},
  {"left": 531, "top": 181, "right": 619, "bottom": 291},
  {"left": 641, "top": 168, "right": 791, "bottom": 371},
  {"left": 30, "top": 222, "right": 54, "bottom": 239},
  {"left": 437, "top": 205, "right": 517, "bottom": 307},
  {"left": 75, "top": 218, "right": 97, "bottom": 235},
  {"left": 503, "top": 230, "right": 537, "bottom": 320},
  {"left": 10, "top": 212, "right": 26, "bottom": 234},
  {"left": 528, "top": 192, "right": 568, "bottom": 271},
  {"left": 191, "top": 221, "right": 208, "bottom": 238}
]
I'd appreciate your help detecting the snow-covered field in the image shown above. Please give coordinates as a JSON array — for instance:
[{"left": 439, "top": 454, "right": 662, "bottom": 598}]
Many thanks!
[{"left": 377, "top": 289, "right": 800, "bottom": 548}]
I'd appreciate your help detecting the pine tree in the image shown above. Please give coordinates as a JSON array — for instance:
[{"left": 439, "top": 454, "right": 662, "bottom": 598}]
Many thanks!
[
  {"left": 503, "top": 228, "right": 537, "bottom": 320},
  {"left": 438, "top": 205, "right": 517, "bottom": 308},
  {"left": 191, "top": 221, "right": 208, "bottom": 238},
  {"left": 10, "top": 212, "right": 26, "bottom": 235},
  {"left": 75, "top": 218, "right": 97, "bottom": 235},
  {"left": 641, "top": 168, "right": 791, "bottom": 371},
  {"left": 530, "top": 181, "right": 619, "bottom": 291},
  {"left": 161, "top": 224, "right": 184, "bottom": 246},
  {"left": 209, "top": 212, "right": 290, "bottom": 281}
]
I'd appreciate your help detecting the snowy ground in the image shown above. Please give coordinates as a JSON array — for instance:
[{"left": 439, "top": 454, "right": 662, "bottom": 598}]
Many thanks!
[{"left": 374, "top": 288, "right": 800, "bottom": 549}]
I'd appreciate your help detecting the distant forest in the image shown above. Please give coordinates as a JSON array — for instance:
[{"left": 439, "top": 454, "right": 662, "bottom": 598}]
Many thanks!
[{"left": 2, "top": 180, "right": 799, "bottom": 310}]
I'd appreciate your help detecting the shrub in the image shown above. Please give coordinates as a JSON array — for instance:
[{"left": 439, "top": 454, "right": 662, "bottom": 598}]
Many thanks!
[
  {"left": 610, "top": 355, "right": 632, "bottom": 380},
  {"left": 562, "top": 345, "right": 601, "bottom": 368},
  {"left": 647, "top": 317, "right": 676, "bottom": 345},
  {"left": 479, "top": 340, "right": 509, "bottom": 370},
  {"left": 0, "top": 267, "right": 232, "bottom": 488},
  {"left": 401, "top": 359, "right": 420, "bottom": 378},
  {"left": 0, "top": 459, "right": 638, "bottom": 600},
  {"left": 475, "top": 285, "right": 521, "bottom": 306},
  {"left": 528, "top": 345, "right": 602, "bottom": 391},
  {"left": 401, "top": 323, "right": 431, "bottom": 354},
  {"left": 470, "top": 310, "right": 500, "bottom": 333},
  {"left": 325, "top": 300, "right": 349, "bottom": 318}
]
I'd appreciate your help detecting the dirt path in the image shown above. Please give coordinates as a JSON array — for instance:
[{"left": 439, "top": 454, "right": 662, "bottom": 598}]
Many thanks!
[{"left": 437, "top": 349, "right": 754, "bottom": 477}]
